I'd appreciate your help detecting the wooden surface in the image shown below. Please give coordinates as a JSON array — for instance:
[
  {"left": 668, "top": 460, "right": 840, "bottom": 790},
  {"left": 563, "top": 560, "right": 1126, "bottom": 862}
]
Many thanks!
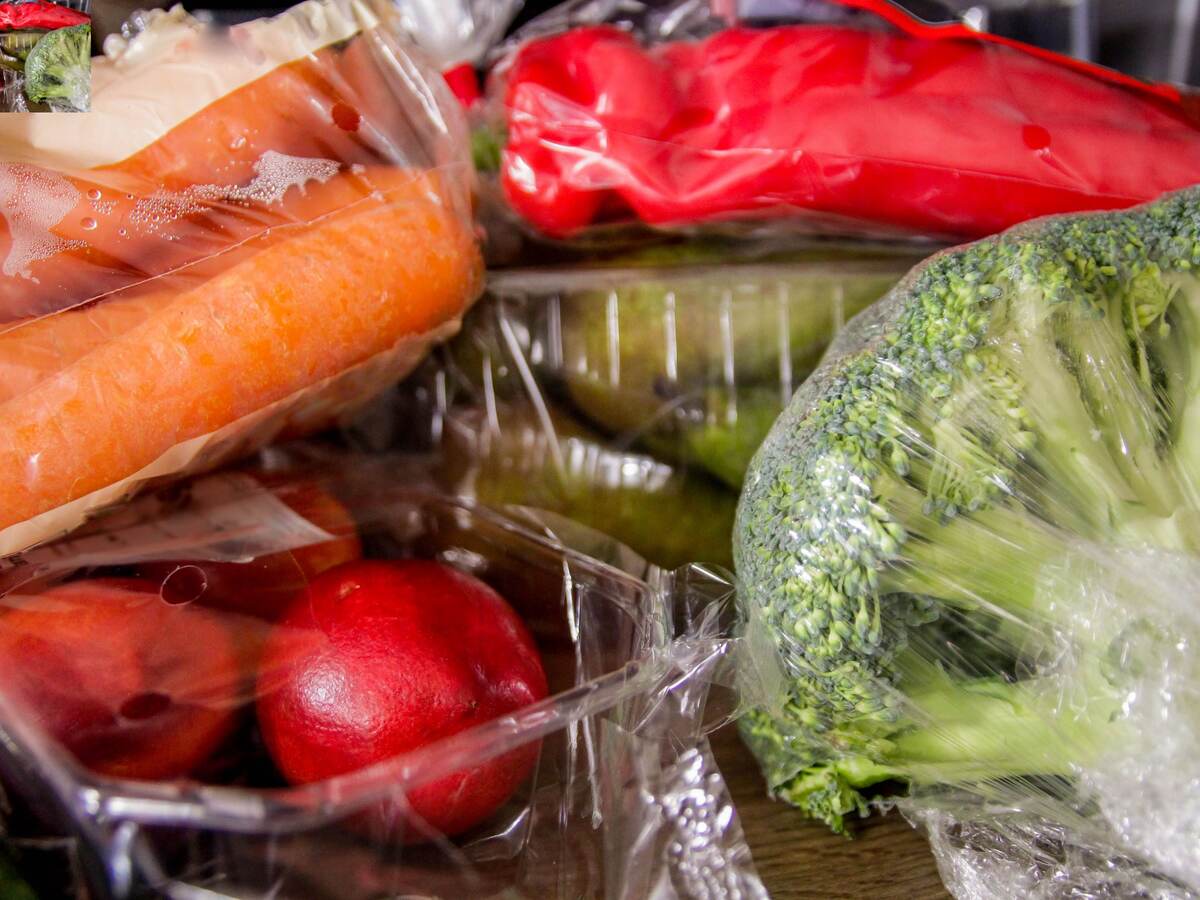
[{"left": 711, "top": 727, "right": 951, "bottom": 900}]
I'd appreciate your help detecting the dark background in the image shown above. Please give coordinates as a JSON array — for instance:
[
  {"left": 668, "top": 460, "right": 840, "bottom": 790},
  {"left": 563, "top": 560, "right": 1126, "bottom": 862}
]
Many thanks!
[{"left": 91, "top": 0, "right": 1199, "bottom": 84}]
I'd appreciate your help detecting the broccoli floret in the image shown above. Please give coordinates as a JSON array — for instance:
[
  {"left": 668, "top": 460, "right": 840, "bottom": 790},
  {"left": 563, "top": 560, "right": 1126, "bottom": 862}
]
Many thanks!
[
  {"left": 23, "top": 25, "right": 89, "bottom": 112},
  {"left": 734, "top": 188, "right": 1200, "bottom": 834}
]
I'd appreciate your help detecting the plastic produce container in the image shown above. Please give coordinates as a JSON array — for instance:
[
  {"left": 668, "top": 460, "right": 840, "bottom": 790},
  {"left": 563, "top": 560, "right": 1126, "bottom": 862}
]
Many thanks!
[
  {"left": 0, "top": 67, "right": 21, "bottom": 111},
  {"left": 365, "top": 247, "right": 922, "bottom": 572},
  {"left": 0, "top": 452, "right": 762, "bottom": 899}
]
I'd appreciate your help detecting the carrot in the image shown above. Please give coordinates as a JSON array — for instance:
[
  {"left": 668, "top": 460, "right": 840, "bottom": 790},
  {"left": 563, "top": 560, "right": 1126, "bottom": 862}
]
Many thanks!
[
  {"left": 0, "top": 168, "right": 481, "bottom": 530},
  {"left": 0, "top": 162, "right": 430, "bottom": 321},
  {"left": 0, "top": 41, "right": 419, "bottom": 321},
  {"left": 97, "top": 47, "right": 378, "bottom": 192},
  {"left": 0, "top": 289, "right": 169, "bottom": 402}
]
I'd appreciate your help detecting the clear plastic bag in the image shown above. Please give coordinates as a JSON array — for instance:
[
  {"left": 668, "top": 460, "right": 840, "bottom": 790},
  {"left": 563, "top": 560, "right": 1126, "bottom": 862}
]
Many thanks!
[
  {"left": 481, "top": 0, "right": 1200, "bottom": 245},
  {"left": 355, "top": 242, "right": 918, "bottom": 571},
  {"left": 0, "top": 0, "right": 483, "bottom": 557},
  {"left": 395, "top": 0, "right": 519, "bottom": 68},
  {"left": 393, "top": 0, "right": 523, "bottom": 106},
  {"left": 0, "top": 447, "right": 765, "bottom": 899},
  {"left": 733, "top": 185, "right": 1200, "bottom": 896}
]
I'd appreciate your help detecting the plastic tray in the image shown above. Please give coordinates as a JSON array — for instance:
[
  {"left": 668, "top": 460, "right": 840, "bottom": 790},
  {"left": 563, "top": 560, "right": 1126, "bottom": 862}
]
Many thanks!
[
  {"left": 361, "top": 251, "right": 919, "bottom": 572},
  {"left": 0, "top": 453, "right": 763, "bottom": 899}
]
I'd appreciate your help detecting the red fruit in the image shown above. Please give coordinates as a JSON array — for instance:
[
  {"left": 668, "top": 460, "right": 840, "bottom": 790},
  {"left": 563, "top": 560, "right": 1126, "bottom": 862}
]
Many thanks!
[
  {"left": 0, "top": 579, "right": 241, "bottom": 780},
  {"left": 256, "top": 560, "right": 549, "bottom": 839},
  {"left": 139, "top": 476, "right": 363, "bottom": 621}
]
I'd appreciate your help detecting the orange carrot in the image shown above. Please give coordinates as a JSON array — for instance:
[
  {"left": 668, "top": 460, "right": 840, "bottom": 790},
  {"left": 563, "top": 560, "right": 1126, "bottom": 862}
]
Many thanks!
[
  {"left": 0, "top": 40, "right": 429, "bottom": 321},
  {"left": 0, "top": 289, "right": 169, "bottom": 402},
  {"left": 98, "top": 47, "right": 378, "bottom": 191},
  {"left": 0, "top": 168, "right": 481, "bottom": 530},
  {"left": 0, "top": 157, "right": 417, "bottom": 322}
]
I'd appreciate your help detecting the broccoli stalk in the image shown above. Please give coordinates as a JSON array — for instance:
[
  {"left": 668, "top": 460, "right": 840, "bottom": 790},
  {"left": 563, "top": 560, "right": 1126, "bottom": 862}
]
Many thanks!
[{"left": 735, "top": 188, "right": 1200, "bottom": 836}]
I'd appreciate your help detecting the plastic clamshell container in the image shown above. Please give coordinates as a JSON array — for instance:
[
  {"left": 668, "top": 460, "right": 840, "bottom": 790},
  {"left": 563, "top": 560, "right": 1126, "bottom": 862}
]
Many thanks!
[
  {"left": 475, "top": 254, "right": 923, "bottom": 408},
  {"left": 370, "top": 252, "right": 921, "bottom": 573},
  {"left": 0, "top": 458, "right": 757, "bottom": 899}
]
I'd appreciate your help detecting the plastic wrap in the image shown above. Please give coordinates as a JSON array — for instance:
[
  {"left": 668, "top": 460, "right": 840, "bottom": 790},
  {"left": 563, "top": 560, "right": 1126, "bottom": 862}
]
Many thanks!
[
  {"left": 0, "top": 448, "right": 765, "bottom": 899},
  {"left": 734, "top": 186, "right": 1200, "bottom": 896},
  {"left": 392, "top": 0, "right": 522, "bottom": 106},
  {"left": 358, "top": 243, "right": 918, "bottom": 571},
  {"left": 0, "top": 0, "right": 483, "bottom": 557},
  {"left": 481, "top": 0, "right": 1200, "bottom": 246}
]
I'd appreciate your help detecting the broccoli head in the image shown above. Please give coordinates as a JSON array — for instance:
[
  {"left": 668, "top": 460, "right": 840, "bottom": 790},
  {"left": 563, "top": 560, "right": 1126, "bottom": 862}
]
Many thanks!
[
  {"left": 24, "top": 25, "right": 89, "bottom": 112},
  {"left": 734, "top": 187, "right": 1200, "bottom": 883}
]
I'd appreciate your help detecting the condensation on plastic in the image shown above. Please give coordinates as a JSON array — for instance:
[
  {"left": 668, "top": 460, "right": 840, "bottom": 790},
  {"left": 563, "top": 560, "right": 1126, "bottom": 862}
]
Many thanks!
[
  {"left": 351, "top": 246, "right": 917, "bottom": 572},
  {"left": 0, "top": 449, "right": 766, "bottom": 899},
  {"left": 482, "top": 0, "right": 1200, "bottom": 245},
  {"left": 733, "top": 187, "right": 1200, "bottom": 897},
  {"left": 0, "top": 0, "right": 483, "bottom": 558}
]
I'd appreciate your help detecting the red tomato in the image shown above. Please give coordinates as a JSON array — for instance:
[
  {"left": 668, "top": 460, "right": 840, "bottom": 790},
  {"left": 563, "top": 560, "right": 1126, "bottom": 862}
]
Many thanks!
[
  {"left": 256, "top": 560, "right": 549, "bottom": 839},
  {"left": 0, "top": 579, "right": 241, "bottom": 780},
  {"left": 139, "top": 477, "right": 363, "bottom": 621}
]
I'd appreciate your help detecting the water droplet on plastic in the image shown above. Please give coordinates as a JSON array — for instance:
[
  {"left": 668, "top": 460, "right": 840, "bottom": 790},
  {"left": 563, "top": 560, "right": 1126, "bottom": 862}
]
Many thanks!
[
  {"left": 86, "top": 188, "right": 101, "bottom": 201},
  {"left": 80, "top": 217, "right": 97, "bottom": 231},
  {"left": 0, "top": 164, "right": 86, "bottom": 277}
]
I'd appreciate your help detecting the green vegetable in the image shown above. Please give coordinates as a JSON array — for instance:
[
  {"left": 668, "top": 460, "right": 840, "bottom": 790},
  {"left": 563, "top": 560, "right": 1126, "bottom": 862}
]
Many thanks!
[
  {"left": 2, "top": 32, "right": 44, "bottom": 57},
  {"left": 438, "top": 402, "right": 738, "bottom": 569},
  {"left": 0, "top": 30, "right": 43, "bottom": 67},
  {"left": 639, "top": 385, "right": 785, "bottom": 490},
  {"left": 552, "top": 252, "right": 908, "bottom": 485},
  {"left": 0, "top": 845, "right": 38, "bottom": 900},
  {"left": 735, "top": 188, "right": 1200, "bottom": 835},
  {"left": 471, "top": 126, "right": 504, "bottom": 174},
  {"left": 24, "top": 24, "right": 89, "bottom": 112}
]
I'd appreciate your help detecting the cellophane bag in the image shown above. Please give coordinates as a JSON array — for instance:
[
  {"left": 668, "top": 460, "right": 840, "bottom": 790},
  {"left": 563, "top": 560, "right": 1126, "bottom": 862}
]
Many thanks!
[
  {"left": 0, "top": 0, "right": 483, "bottom": 558},
  {"left": 353, "top": 241, "right": 920, "bottom": 572},
  {"left": 480, "top": 0, "right": 1200, "bottom": 248},
  {"left": 733, "top": 187, "right": 1200, "bottom": 897},
  {"left": 391, "top": 0, "right": 523, "bottom": 106},
  {"left": 0, "top": 447, "right": 765, "bottom": 899}
]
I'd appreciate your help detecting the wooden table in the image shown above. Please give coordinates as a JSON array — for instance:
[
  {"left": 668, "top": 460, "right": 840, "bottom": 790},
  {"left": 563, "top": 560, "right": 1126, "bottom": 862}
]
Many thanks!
[{"left": 711, "top": 727, "right": 951, "bottom": 899}]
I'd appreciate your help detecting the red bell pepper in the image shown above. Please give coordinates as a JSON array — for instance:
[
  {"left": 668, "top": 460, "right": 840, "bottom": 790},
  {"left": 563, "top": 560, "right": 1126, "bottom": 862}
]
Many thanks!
[
  {"left": 442, "top": 63, "right": 482, "bottom": 108},
  {"left": 0, "top": 1, "right": 89, "bottom": 31},
  {"left": 498, "top": 22, "right": 1200, "bottom": 240}
]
